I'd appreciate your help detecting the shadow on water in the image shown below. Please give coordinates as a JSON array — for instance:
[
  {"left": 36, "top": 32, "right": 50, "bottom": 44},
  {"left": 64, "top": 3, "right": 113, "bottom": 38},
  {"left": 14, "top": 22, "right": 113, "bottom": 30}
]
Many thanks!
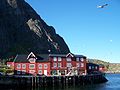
[{"left": 2, "top": 74, "right": 120, "bottom": 90}]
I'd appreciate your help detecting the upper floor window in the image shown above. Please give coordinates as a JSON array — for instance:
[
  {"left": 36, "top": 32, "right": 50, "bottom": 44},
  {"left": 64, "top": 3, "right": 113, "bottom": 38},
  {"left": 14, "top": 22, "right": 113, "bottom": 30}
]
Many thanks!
[
  {"left": 17, "top": 64, "right": 21, "bottom": 69},
  {"left": 67, "top": 63, "right": 72, "bottom": 67},
  {"left": 76, "top": 63, "right": 80, "bottom": 67},
  {"left": 58, "top": 63, "right": 62, "bottom": 67},
  {"left": 29, "top": 64, "right": 35, "bottom": 69},
  {"left": 53, "top": 63, "right": 57, "bottom": 67},
  {"left": 80, "top": 58, "right": 84, "bottom": 62},
  {"left": 89, "top": 66, "right": 91, "bottom": 69},
  {"left": 80, "top": 63, "right": 84, "bottom": 67},
  {"left": 38, "top": 64, "right": 42, "bottom": 69},
  {"left": 44, "top": 64, "right": 48, "bottom": 69},
  {"left": 58, "top": 57, "right": 62, "bottom": 61},
  {"left": 53, "top": 57, "right": 57, "bottom": 61},
  {"left": 95, "top": 66, "right": 98, "bottom": 69},
  {"left": 92, "top": 66, "right": 94, "bottom": 69},
  {"left": 76, "top": 58, "right": 79, "bottom": 61},
  {"left": 67, "top": 58, "right": 71, "bottom": 61},
  {"left": 22, "top": 64, "right": 26, "bottom": 69}
]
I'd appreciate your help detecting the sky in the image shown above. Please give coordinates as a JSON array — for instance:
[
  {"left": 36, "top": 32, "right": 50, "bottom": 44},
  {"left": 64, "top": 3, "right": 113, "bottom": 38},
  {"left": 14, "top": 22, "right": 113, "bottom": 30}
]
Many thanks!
[{"left": 26, "top": 0, "right": 120, "bottom": 63}]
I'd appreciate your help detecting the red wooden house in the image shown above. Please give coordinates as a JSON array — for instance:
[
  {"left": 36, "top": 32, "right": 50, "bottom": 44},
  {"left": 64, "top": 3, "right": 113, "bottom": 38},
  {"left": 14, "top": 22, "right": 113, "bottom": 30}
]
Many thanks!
[{"left": 7, "top": 52, "right": 87, "bottom": 76}]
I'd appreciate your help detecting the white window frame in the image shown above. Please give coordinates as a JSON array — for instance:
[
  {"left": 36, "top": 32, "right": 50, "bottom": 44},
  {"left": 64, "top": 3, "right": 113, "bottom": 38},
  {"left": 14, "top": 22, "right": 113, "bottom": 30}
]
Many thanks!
[
  {"left": 38, "top": 64, "right": 42, "bottom": 69},
  {"left": 53, "top": 57, "right": 57, "bottom": 61},
  {"left": 80, "top": 58, "right": 84, "bottom": 62},
  {"left": 58, "top": 57, "right": 62, "bottom": 61},
  {"left": 29, "top": 64, "right": 35, "bottom": 69},
  {"left": 17, "top": 70, "right": 21, "bottom": 74},
  {"left": 67, "top": 58, "right": 71, "bottom": 61},
  {"left": 22, "top": 70, "right": 26, "bottom": 74},
  {"left": 95, "top": 66, "right": 98, "bottom": 70},
  {"left": 29, "top": 70, "right": 35, "bottom": 74},
  {"left": 67, "top": 63, "right": 72, "bottom": 67},
  {"left": 92, "top": 66, "right": 94, "bottom": 69},
  {"left": 53, "top": 63, "right": 57, "bottom": 67},
  {"left": 76, "top": 58, "right": 79, "bottom": 61},
  {"left": 17, "top": 64, "right": 21, "bottom": 69},
  {"left": 89, "top": 66, "right": 92, "bottom": 69},
  {"left": 22, "top": 64, "right": 26, "bottom": 69},
  {"left": 58, "top": 63, "right": 62, "bottom": 68},
  {"left": 80, "top": 63, "right": 84, "bottom": 67},
  {"left": 38, "top": 70, "right": 42, "bottom": 75},
  {"left": 76, "top": 63, "right": 79, "bottom": 67},
  {"left": 44, "top": 64, "right": 48, "bottom": 69}
]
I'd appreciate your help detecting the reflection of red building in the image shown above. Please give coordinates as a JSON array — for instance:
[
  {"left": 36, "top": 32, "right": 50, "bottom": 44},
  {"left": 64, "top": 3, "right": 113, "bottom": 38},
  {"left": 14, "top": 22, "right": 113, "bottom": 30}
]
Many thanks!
[{"left": 7, "top": 52, "right": 87, "bottom": 76}]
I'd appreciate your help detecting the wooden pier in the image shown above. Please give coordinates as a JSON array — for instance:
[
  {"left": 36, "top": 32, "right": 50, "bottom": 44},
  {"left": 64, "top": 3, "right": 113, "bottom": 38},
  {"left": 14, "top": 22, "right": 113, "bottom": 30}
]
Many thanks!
[{"left": 0, "top": 74, "right": 108, "bottom": 88}]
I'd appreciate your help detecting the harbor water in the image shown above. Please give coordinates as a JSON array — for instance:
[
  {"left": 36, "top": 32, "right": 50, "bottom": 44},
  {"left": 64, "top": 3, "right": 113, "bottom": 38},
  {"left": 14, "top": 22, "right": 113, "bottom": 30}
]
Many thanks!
[{"left": 3, "top": 74, "right": 120, "bottom": 90}]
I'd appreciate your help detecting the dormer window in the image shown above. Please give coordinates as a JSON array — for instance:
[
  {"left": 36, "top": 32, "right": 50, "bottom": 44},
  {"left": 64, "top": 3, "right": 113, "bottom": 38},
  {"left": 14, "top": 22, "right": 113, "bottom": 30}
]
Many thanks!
[
  {"left": 67, "top": 58, "right": 71, "bottom": 61},
  {"left": 29, "top": 58, "right": 36, "bottom": 63}
]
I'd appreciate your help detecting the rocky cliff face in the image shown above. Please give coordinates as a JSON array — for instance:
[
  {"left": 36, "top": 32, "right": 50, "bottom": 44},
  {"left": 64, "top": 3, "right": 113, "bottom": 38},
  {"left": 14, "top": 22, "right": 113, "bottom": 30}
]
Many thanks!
[{"left": 0, "top": 0, "right": 70, "bottom": 58}]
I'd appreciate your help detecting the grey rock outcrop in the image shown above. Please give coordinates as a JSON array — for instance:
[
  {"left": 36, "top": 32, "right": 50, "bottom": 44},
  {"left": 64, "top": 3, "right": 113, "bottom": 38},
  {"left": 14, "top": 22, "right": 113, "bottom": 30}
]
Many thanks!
[{"left": 0, "top": 0, "right": 70, "bottom": 58}]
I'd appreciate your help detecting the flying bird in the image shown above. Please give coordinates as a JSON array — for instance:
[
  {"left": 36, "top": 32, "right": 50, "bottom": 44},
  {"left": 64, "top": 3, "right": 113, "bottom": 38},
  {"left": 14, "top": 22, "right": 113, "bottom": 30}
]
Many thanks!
[{"left": 97, "top": 4, "right": 108, "bottom": 8}]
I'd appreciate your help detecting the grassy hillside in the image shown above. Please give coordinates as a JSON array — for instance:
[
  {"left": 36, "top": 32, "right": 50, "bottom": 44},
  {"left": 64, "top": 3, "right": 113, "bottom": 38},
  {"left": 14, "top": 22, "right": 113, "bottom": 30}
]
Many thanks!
[{"left": 88, "top": 59, "right": 110, "bottom": 70}]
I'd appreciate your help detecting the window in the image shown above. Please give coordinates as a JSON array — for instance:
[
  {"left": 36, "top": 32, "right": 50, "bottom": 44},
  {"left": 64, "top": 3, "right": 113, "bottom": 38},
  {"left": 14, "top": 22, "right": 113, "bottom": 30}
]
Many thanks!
[
  {"left": 38, "top": 64, "right": 42, "bottom": 69},
  {"left": 7, "top": 64, "right": 11, "bottom": 67},
  {"left": 29, "top": 70, "right": 35, "bottom": 74},
  {"left": 29, "top": 64, "right": 35, "bottom": 69},
  {"left": 76, "top": 63, "right": 79, "bottom": 67},
  {"left": 17, "top": 70, "right": 21, "bottom": 74},
  {"left": 89, "top": 66, "right": 91, "bottom": 69},
  {"left": 22, "top": 70, "right": 26, "bottom": 74},
  {"left": 58, "top": 63, "right": 61, "bottom": 67},
  {"left": 38, "top": 70, "right": 42, "bottom": 75},
  {"left": 29, "top": 58, "right": 36, "bottom": 63},
  {"left": 53, "top": 57, "right": 57, "bottom": 61},
  {"left": 92, "top": 66, "right": 94, "bottom": 69},
  {"left": 80, "top": 63, "right": 84, "bottom": 67},
  {"left": 44, "top": 64, "right": 48, "bottom": 69},
  {"left": 95, "top": 66, "right": 98, "bottom": 69},
  {"left": 67, "top": 58, "right": 71, "bottom": 61},
  {"left": 22, "top": 64, "right": 26, "bottom": 69},
  {"left": 17, "top": 64, "right": 21, "bottom": 69},
  {"left": 67, "top": 63, "right": 72, "bottom": 67},
  {"left": 76, "top": 58, "right": 79, "bottom": 61},
  {"left": 80, "top": 58, "right": 84, "bottom": 62},
  {"left": 53, "top": 63, "right": 57, "bottom": 67},
  {"left": 58, "top": 57, "right": 62, "bottom": 61}
]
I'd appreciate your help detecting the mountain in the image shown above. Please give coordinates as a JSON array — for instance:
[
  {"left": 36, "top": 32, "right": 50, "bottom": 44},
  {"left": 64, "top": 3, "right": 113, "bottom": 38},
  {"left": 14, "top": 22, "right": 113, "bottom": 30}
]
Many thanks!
[{"left": 0, "top": 0, "right": 70, "bottom": 58}]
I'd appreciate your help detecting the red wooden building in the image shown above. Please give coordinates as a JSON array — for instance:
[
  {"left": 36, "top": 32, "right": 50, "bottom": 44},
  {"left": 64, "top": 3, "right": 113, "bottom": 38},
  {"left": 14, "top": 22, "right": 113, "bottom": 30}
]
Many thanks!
[{"left": 7, "top": 52, "right": 87, "bottom": 76}]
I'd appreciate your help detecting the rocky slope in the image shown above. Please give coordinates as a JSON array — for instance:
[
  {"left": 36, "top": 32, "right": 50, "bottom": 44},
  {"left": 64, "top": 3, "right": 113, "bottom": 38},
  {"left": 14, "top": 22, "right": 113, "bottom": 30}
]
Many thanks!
[{"left": 0, "top": 0, "right": 70, "bottom": 58}]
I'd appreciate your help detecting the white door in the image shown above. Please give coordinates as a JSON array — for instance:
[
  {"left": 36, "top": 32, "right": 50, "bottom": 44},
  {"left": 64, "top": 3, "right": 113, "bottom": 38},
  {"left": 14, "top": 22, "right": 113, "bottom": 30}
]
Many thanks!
[{"left": 44, "top": 70, "right": 47, "bottom": 75}]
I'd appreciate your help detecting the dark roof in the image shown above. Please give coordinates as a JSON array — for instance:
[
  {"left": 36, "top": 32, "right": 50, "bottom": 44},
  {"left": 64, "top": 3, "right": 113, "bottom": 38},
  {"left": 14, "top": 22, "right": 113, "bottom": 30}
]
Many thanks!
[
  {"left": 49, "top": 54, "right": 66, "bottom": 57},
  {"left": 13, "top": 53, "right": 87, "bottom": 63},
  {"left": 74, "top": 55, "right": 86, "bottom": 58},
  {"left": 87, "top": 63, "right": 99, "bottom": 66},
  {"left": 49, "top": 54, "right": 86, "bottom": 58},
  {"left": 14, "top": 54, "right": 49, "bottom": 63}
]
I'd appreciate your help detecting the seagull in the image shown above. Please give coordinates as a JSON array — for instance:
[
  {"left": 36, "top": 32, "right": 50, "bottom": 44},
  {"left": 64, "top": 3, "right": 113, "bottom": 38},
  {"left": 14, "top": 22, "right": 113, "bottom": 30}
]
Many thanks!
[{"left": 97, "top": 4, "right": 108, "bottom": 8}]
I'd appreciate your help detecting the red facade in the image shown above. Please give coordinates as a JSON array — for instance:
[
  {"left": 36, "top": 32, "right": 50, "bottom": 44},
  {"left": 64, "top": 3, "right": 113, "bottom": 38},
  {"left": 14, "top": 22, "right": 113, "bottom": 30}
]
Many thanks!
[{"left": 7, "top": 52, "right": 87, "bottom": 76}]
